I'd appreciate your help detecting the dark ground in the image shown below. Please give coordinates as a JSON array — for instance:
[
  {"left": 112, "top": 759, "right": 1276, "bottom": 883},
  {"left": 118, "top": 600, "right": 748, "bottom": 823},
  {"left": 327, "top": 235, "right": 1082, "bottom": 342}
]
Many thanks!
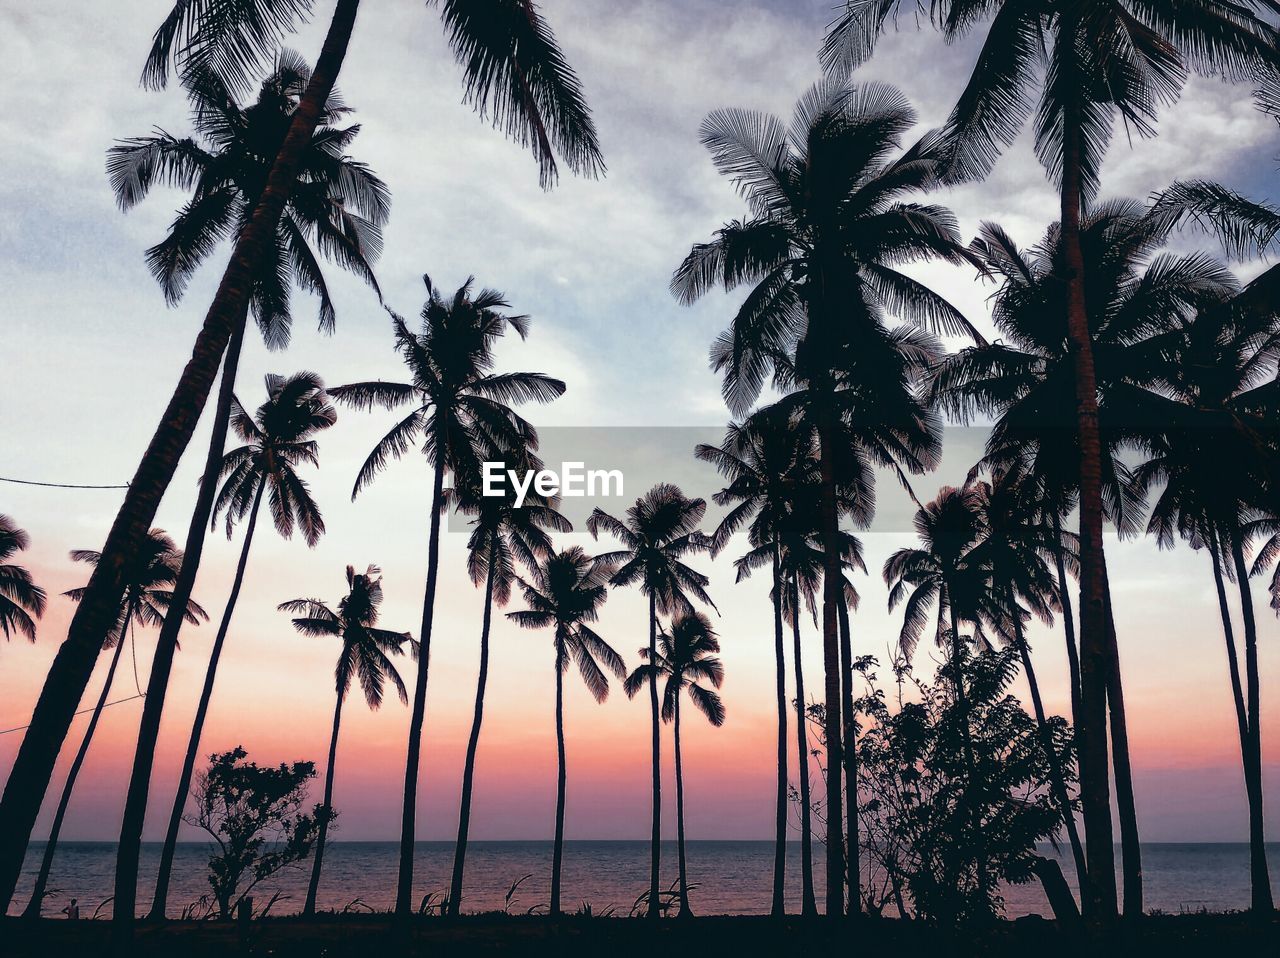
[{"left": 2, "top": 913, "right": 1277, "bottom": 957}]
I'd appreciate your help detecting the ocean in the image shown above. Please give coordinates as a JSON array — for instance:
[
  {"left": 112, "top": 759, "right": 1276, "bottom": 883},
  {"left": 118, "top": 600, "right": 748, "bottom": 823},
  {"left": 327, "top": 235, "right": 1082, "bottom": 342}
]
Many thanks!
[{"left": 11, "top": 841, "right": 1277, "bottom": 918}]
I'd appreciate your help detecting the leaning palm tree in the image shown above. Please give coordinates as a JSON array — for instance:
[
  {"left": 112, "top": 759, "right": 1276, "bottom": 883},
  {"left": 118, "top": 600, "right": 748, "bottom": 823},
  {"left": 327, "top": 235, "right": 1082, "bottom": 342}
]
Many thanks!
[
  {"left": 507, "top": 547, "right": 624, "bottom": 918},
  {"left": 280, "top": 564, "right": 412, "bottom": 915},
  {"left": 149, "top": 371, "right": 335, "bottom": 917},
  {"left": 0, "top": 0, "right": 602, "bottom": 917},
  {"left": 23, "top": 531, "right": 206, "bottom": 918},
  {"left": 0, "top": 517, "right": 44, "bottom": 643},
  {"left": 673, "top": 81, "right": 964, "bottom": 914},
  {"left": 825, "top": 0, "right": 1280, "bottom": 917},
  {"left": 446, "top": 451, "right": 570, "bottom": 916},
  {"left": 624, "top": 611, "right": 725, "bottom": 918},
  {"left": 1131, "top": 287, "right": 1279, "bottom": 912},
  {"left": 587, "top": 485, "right": 714, "bottom": 918},
  {"left": 331, "top": 276, "right": 564, "bottom": 916}
]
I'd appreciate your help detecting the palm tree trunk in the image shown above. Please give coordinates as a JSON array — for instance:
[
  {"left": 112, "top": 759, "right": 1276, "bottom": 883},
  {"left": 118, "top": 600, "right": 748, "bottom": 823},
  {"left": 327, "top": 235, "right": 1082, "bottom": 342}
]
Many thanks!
[
  {"left": 769, "top": 544, "right": 789, "bottom": 918},
  {"left": 112, "top": 314, "right": 247, "bottom": 933},
  {"left": 1058, "top": 37, "right": 1119, "bottom": 919},
  {"left": 1209, "top": 542, "right": 1271, "bottom": 906},
  {"left": 814, "top": 400, "right": 846, "bottom": 918},
  {"left": 396, "top": 452, "right": 447, "bottom": 918},
  {"left": 550, "top": 636, "right": 567, "bottom": 918},
  {"left": 304, "top": 688, "right": 344, "bottom": 916},
  {"left": 1100, "top": 579, "right": 1142, "bottom": 916},
  {"left": 0, "top": 0, "right": 363, "bottom": 917},
  {"left": 1050, "top": 512, "right": 1083, "bottom": 730},
  {"left": 149, "top": 476, "right": 265, "bottom": 919},
  {"left": 1229, "top": 535, "right": 1274, "bottom": 912},
  {"left": 646, "top": 591, "right": 662, "bottom": 919},
  {"left": 22, "top": 610, "right": 132, "bottom": 918},
  {"left": 837, "top": 587, "right": 859, "bottom": 915},
  {"left": 448, "top": 543, "right": 498, "bottom": 916},
  {"left": 673, "top": 691, "right": 692, "bottom": 918},
  {"left": 789, "top": 573, "right": 816, "bottom": 917},
  {"left": 1010, "top": 597, "right": 1087, "bottom": 897}
]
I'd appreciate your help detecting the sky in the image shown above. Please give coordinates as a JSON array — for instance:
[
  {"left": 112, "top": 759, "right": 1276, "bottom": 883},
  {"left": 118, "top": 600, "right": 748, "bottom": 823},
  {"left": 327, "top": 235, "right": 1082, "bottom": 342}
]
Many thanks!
[{"left": 1, "top": 0, "right": 1279, "bottom": 848}]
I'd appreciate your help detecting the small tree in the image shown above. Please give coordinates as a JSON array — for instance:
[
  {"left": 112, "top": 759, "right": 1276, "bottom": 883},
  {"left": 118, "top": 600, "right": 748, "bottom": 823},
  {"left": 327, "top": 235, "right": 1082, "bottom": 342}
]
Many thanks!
[
  {"left": 186, "top": 747, "right": 330, "bottom": 919},
  {"left": 854, "top": 650, "right": 1071, "bottom": 924}
]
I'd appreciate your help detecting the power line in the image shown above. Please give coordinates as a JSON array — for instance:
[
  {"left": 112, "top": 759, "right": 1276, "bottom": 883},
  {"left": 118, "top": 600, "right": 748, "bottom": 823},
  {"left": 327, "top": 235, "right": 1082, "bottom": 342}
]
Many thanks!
[
  {"left": 0, "top": 476, "right": 129, "bottom": 490},
  {"left": 0, "top": 694, "right": 144, "bottom": 736}
]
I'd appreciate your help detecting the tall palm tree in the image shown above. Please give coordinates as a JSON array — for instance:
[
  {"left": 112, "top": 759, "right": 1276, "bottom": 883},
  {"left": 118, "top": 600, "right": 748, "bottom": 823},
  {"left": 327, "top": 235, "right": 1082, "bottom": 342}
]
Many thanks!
[
  {"left": 969, "top": 467, "right": 1087, "bottom": 890},
  {"left": 624, "top": 611, "right": 726, "bottom": 918},
  {"left": 0, "top": 517, "right": 45, "bottom": 643},
  {"left": 587, "top": 485, "right": 714, "bottom": 918},
  {"left": 825, "top": 0, "right": 1280, "bottom": 918},
  {"left": 149, "top": 371, "right": 335, "bottom": 917},
  {"left": 883, "top": 485, "right": 993, "bottom": 915},
  {"left": 446, "top": 452, "right": 570, "bottom": 916},
  {"left": 697, "top": 414, "right": 817, "bottom": 916},
  {"left": 1130, "top": 286, "right": 1279, "bottom": 912},
  {"left": 673, "top": 81, "right": 964, "bottom": 914},
  {"left": 105, "top": 49, "right": 384, "bottom": 928},
  {"left": 280, "top": 564, "right": 412, "bottom": 915},
  {"left": 507, "top": 547, "right": 624, "bottom": 918},
  {"left": 23, "top": 531, "right": 206, "bottom": 918},
  {"left": 0, "top": 0, "right": 602, "bottom": 915},
  {"left": 931, "top": 202, "right": 1246, "bottom": 912},
  {"left": 331, "top": 276, "right": 564, "bottom": 916}
]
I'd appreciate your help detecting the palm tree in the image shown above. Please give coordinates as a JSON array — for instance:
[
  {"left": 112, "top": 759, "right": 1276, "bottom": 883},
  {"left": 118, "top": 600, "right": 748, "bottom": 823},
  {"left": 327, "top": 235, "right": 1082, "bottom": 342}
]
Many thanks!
[
  {"left": 507, "top": 547, "right": 624, "bottom": 918},
  {"left": 969, "top": 467, "right": 1087, "bottom": 891},
  {"left": 109, "top": 50, "right": 388, "bottom": 348},
  {"left": 931, "top": 202, "right": 1246, "bottom": 912},
  {"left": 825, "top": 0, "right": 1280, "bottom": 918},
  {"left": 0, "top": 0, "right": 602, "bottom": 915},
  {"left": 280, "top": 564, "right": 412, "bottom": 915},
  {"left": 624, "top": 611, "right": 725, "bottom": 918},
  {"left": 447, "top": 452, "right": 570, "bottom": 916},
  {"left": 697, "top": 414, "right": 817, "bottom": 916},
  {"left": 673, "top": 81, "right": 964, "bottom": 914},
  {"left": 1130, "top": 286, "right": 1278, "bottom": 912},
  {"left": 0, "top": 517, "right": 45, "bottom": 643},
  {"left": 883, "top": 485, "right": 992, "bottom": 915},
  {"left": 149, "top": 371, "right": 335, "bottom": 917},
  {"left": 587, "top": 485, "right": 714, "bottom": 918},
  {"left": 331, "top": 276, "right": 564, "bottom": 916},
  {"left": 23, "top": 531, "right": 206, "bottom": 918}
]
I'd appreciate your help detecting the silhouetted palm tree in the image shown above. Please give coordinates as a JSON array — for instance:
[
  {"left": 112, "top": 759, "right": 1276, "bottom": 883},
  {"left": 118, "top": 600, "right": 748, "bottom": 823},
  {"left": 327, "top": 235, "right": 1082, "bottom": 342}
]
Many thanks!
[
  {"left": 507, "top": 547, "right": 624, "bottom": 918},
  {"left": 1131, "top": 287, "right": 1279, "bottom": 912},
  {"left": 24, "top": 531, "right": 205, "bottom": 918},
  {"left": 0, "top": 0, "right": 602, "bottom": 916},
  {"left": 883, "top": 485, "right": 992, "bottom": 914},
  {"left": 624, "top": 611, "right": 725, "bottom": 918},
  {"left": 931, "top": 202, "right": 1244, "bottom": 909},
  {"left": 331, "top": 276, "right": 564, "bottom": 916},
  {"left": 109, "top": 50, "right": 388, "bottom": 346},
  {"left": 280, "top": 564, "right": 411, "bottom": 915},
  {"left": 447, "top": 451, "right": 570, "bottom": 916},
  {"left": 149, "top": 371, "right": 335, "bottom": 917},
  {"left": 674, "top": 81, "right": 963, "bottom": 914},
  {"left": 969, "top": 467, "right": 1087, "bottom": 889},
  {"left": 588, "top": 485, "right": 714, "bottom": 918},
  {"left": 0, "top": 517, "right": 44, "bottom": 643},
  {"left": 825, "top": 1, "right": 1280, "bottom": 917},
  {"left": 698, "top": 414, "right": 817, "bottom": 915}
]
